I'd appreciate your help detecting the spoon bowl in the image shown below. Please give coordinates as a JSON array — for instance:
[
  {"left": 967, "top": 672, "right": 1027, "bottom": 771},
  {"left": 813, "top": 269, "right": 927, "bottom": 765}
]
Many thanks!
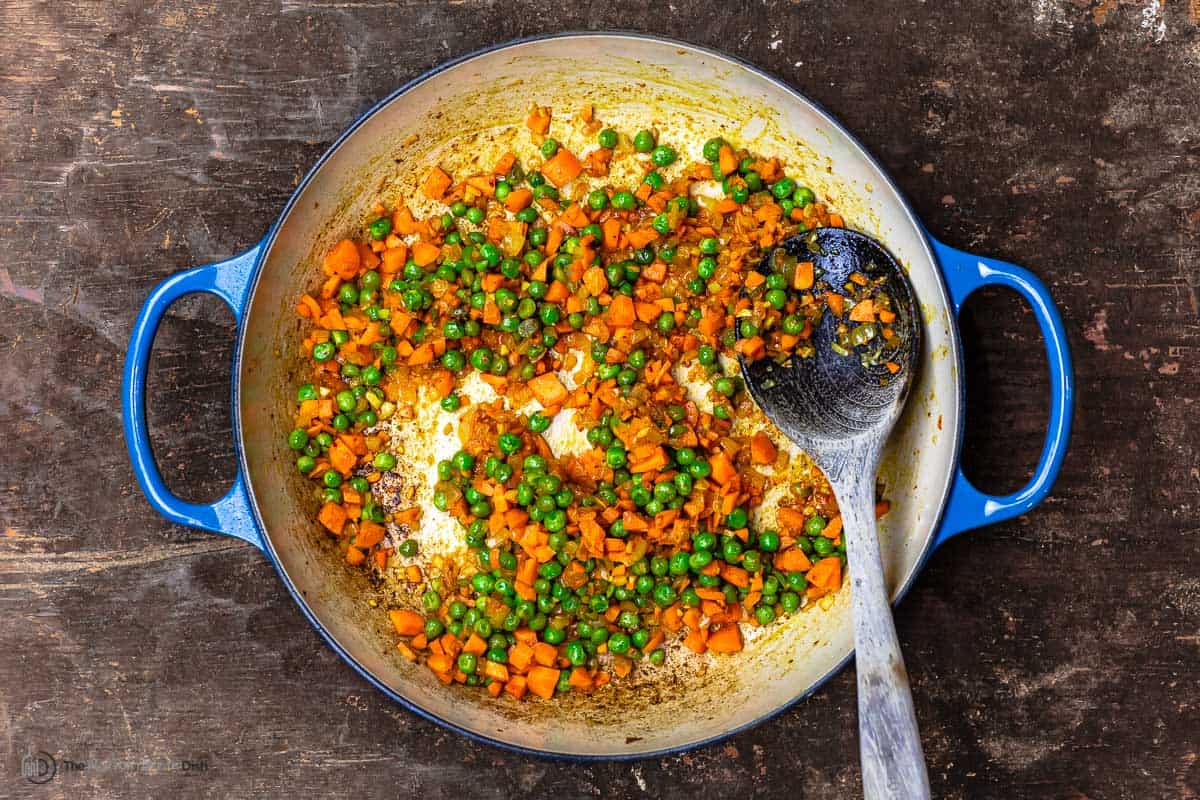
[
  {"left": 739, "top": 228, "right": 920, "bottom": 447},
  {"left": 738, "top": 227, "right": 929, "bottom": 799}
]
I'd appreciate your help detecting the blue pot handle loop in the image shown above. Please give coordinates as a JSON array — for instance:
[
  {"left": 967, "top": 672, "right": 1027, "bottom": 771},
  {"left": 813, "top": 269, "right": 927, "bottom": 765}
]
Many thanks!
[
  {"left": 122, "top": 243, "right": 265, "bottom": 550},
  {"left": 931, "top": 238, "right": 1073, "bottom": 546}
]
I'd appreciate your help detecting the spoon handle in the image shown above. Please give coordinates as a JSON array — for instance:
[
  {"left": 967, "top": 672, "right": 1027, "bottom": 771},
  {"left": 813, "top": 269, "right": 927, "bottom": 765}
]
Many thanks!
[{"left": 835, "top": 467, "right": 930, "bottom": 800}]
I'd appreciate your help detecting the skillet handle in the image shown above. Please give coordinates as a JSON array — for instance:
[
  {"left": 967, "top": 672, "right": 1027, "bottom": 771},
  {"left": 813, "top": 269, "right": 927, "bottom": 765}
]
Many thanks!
[
  {"left": 122, "top": 243, "right": 265, "bottom": 550},
  {"left": 930, "top": 237, "right": 1073, "bottom": 546}
]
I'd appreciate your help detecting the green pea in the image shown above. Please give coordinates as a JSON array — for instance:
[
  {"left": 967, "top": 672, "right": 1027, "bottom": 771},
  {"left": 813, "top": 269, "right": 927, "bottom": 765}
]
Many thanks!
[
  {"left": 650, "top": 145, "right": 676, "bottom": 167},
  {"left": 657, "top": 312, "right": 675, "bottom": 333},
  {"left": 766, "top": 288, "right": 787, "bottom": 310},
  {"left": 813, "top": 536, "right": 835, "bottom": 557},
  {"left": 608, "top": 632, "right": 631, "bottom": 654},
  {"left": 452, "top": 450, "right": 474, "bottom": 473},
  {"left": 368, "top": 217, "right": 392, "bottom": 240},
  {"left": 722, "top": 537, "right": 743, "bottom": 562},
  {"left": 287, "top": 428, "right": 309, "bottom": 451},
  {"left": 755, "top": 604, "right": 776, "bottom": 625},
  {"left": 440, "top": 394, "right": 461, "bottom": 412},
  {"left": 457, "top": 653, "right": 477, "bottom": 674},
  {"left": 296, "top": 454, "right": 315, "bottom": 474},
  {"left": 633, "top": 130, "right": 656, "bottom": 152},
  {"left": 758, "top": 530, "right": 781, "bottom": 552},
  {"left": 806, "top": 515, "right": 828, "bottom": 537},
  {"left": 742, "top": 551, "right": 763, "bottom": 572},
  {"left": 772, "top": 177, "right": 797, "bottom": 200},
  {"left": 587, "top": 189, "right": 609, "bottom": 210},
  {"left": 702, "top": 137, "right": 725, "bottom": 162},
  {"left": 726, "top": 508, "right": 749, "bottom": 529},
  {"left": 793, "top": 185, "right": 816, "bottom": 207},
  {"left": 322, "top": 470, "right": 342, "bottom": 489},
  {"left": 441, "top": 349, "right": 466, "bottom": 372},
  {"left": 652, "top": 582, "right": 677, "bottom": 607},
  {"left": 699, "top": 237, "right": 720, "bottom": 255},
  {"left": 373, "top": 452, "right": 396, "bottom": 471},
  {"left": 611, "top": 190, "right": 636, "bottom": 211},
  {"left": 398, "top": 539, "right": 418, "bottom": 557},
  {"left": 605, "top": 446, "right": 627, "bottom": 469},
  {"left": 466, "top": 206, "right": 486, "bottom": 225},
  {"left": 311, "top": 341, "right": 335, "bottom": 362},
  {"left": 597, "top": 128, "right": 618, "bottom": 149}
]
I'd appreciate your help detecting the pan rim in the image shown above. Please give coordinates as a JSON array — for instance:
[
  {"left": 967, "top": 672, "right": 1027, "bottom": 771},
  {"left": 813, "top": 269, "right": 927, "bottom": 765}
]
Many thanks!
[{"left": 232, "top": 30, "right": 964, "bottom": 760}]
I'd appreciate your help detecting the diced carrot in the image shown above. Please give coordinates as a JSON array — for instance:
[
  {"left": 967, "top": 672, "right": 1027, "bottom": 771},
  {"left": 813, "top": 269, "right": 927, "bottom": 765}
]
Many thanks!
[
  {"left": 876, "top": 500, "right": 891, "bottom": 518},
  {"left": 527, "top": 666, "right": 561, "bottom": 700},
  {"left": 626, "top": 228, "right": 659, "bottom": 248},
  {"left": 463, "top": 634, "right": 487, "bottom": 656},
  {"left": 322, "top": 239, "right": 360, "bottom": 280},
  {"left": 568, "top": 667, "right": 593, "bottom": 691},
  {"left": 807, "top": 556, "right": 843, "bottom": 594},
  {"left": 717, "top": 144, "right": 737, "bottom": 176},
  {"left": 777, "top": 507, "right": 807, "bottom": 533},
  {"left": 318, "top": 502, "right": 347, "bottom": 535},
  {"left": 328, "top": 440, "right": 356, "bottom": 475},
  {"left": 345, "top": 545, "right": 365, "bottom": 565},
  {"left": 601, "top": 218, "right": 622, "bottom": 250},
  {"left": 532, "top": 642, "right": 558, "bottom": 667},
  {"left": 505, "top": 188, "right": 533, "bottom": 212},
  {"left": 794, "top": 260, "right": 815, "bottom": 290},
  {"left": 709, "top": 451, "right": 737, "bottom": 486},
  {"left": 508, "top": 642, "right": 534, "bottom": 672},
  {"left": 493, "top": 151, "right": 517, "bottom": 176},
  {"left": 407, "top": 343, "right": 434, "bottom": 366},
  {"left": 422, "top": 167, "right": 453, "bottom": 201},
  {"left": 544, "top": 280, "right": 570, "bottom": 303},
  {"left": 433, "top": 369, "right": 454, "bottom": 399},
  {"left": 411, "top": 242, "right": 441, "bottom": 267},
  {"left": 607, "top": 294, "right": 636, "bottom": 328},
  {"left": 427, "top": 653, "right": 454, "bottom": 675},
  {"left": 504, "top": 675, "right": 528, "bottom": 700},
  {"left": 774, "top": 547, "right": 812, "bottom": 573},
  {"left": 822, "top": 515, "right": 843, "bottom": 540},
  {"left": 355, "top": 521, "right": 385, "bottom": 549},
  {"left": 525, "top": 106, "right": 551, "bottom": 135},
  {"left": 484, "top": 660, "right": 510, "bottom": 683},
  {"left": 528, "top": 372, "right": 568, "bottom": 406},
  {"left": 706, "top": 623, "right": 743, "bottom": 654},
  {"left": 583, "top": 266, "right": 608, "bottom": 296},
  {"left": 560, "top": 203, "right": 589, "bottom": 228},
  {"left": 542, "top": 149, "right": 582, "bottom": 187},
  {"left": 682, "top": 629, "right": 707, "bottom": 654},
  {"left": 714, "top": 197, "right": 740, "bottom": 214},
  {"left": 849, "top": 299, "right": 876, "bottom": 322},
  {"left": 388, "top": 609, "right": 424, "bottom": 636},
  {"left": 749, "top": 432, "right": 777, "bottom": 465},
  {"left": 826, "top": 293, "right": 845, "bottom": 316},
  {"left": 720, "top": 564, "right": 751, "bottom": 588}
]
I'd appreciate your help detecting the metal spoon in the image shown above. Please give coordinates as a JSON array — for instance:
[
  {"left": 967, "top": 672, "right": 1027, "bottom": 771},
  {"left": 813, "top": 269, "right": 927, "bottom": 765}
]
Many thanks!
[{"left": 738, "top": 228, "right": 929, "bottom": 798}]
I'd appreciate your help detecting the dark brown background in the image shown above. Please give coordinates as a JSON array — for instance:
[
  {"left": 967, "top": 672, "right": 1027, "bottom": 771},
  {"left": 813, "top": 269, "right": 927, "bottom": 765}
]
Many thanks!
[{"left": 2, "top": 1, "right": 1198, "bottom": 797}]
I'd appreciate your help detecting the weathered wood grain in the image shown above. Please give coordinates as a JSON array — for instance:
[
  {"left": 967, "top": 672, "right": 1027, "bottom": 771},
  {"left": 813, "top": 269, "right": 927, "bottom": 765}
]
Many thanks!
[{"left": 1, "top": 1, "right": 1197, "bottom": 797}]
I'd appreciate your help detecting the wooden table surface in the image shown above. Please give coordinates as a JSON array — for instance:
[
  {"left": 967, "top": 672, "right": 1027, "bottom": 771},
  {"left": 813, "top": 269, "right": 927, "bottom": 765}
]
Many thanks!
[{"left": 2, "top": 1, "right": 1198, "bottom": 797}]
